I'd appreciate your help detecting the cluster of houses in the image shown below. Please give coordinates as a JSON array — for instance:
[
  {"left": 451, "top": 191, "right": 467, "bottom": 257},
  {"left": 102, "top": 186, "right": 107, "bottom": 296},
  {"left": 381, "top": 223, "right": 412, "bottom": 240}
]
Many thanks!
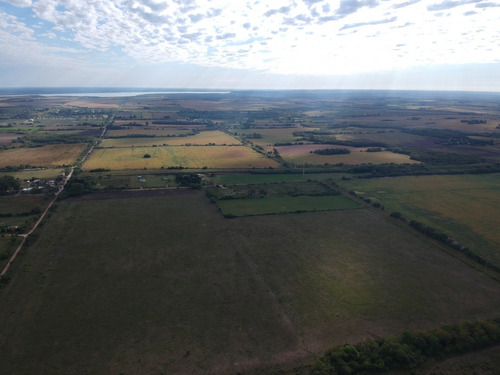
[{"left": 21, "top": 172, "right": 65, "bottom": 193}]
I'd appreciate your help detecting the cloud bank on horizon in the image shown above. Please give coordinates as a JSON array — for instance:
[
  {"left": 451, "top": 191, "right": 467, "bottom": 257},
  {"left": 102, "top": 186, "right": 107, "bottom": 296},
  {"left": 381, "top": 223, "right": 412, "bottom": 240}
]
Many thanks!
[{"left": 1, "top": 0, "right": 499, "bottom": 90}]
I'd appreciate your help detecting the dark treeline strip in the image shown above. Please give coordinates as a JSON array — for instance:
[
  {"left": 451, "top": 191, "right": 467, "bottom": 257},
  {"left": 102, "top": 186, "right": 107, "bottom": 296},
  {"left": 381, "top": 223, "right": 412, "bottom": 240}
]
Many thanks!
[
  {"left": 400, "top": 128, "right": 492, "bottom": 146},
  {"left": 294, "top": 132, "right": 388, "bottom": 148},
  {"left": 13, "top": 134, "right": 93, "bottom": 146},
  {"left": 407, "top": 219, "right": 500, "bottom": 274},
  {"left": 311, "top": 318, "right": 500, "bottom": 375},
  {"left": 242, "top": 163, "right": 500, "bottom": 177},
  {"left": 312, "top": 148, "right": 351, "bottom": 155},
  {"left": 179, "top": 108, "right": 245, "bottom": 120},
  {"left": 400, "top": 127, "right": 469, "bottom": 139},
  {"left": 150, "top": 120, "right": 204, "bottom": 125},
  {"left": 388, "top": 147, "right": 484, "bottom": 165}
]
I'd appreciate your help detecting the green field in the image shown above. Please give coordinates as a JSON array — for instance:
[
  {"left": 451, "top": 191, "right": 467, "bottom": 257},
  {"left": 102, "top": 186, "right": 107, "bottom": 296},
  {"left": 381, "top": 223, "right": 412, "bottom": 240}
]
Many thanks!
[
  {"left": 213, "top": 172, "right": 350, "bottom": 185},
  {"left": 100, "top": 173, "right": 178, "bottom": 189},
  {"left": 2, "top": 168, "right": 65, "bottom": 180},
  {"left": 216, "top": 195, "right": 361, "bottom": 216},
  {"left": 0, "top": 194, "right": 48, "bottom": 215},
  {"left": 1, "top": 191, "right": 499, "bottom": 374},
  {"left": 339, "top": 173, "right": 500, "bottom": 268},
  {"left": 0, "top": 194, "right": 48, "bottom": 228},
  {"left": 0, "top": 236, "right": 21, "bottom": 270}
]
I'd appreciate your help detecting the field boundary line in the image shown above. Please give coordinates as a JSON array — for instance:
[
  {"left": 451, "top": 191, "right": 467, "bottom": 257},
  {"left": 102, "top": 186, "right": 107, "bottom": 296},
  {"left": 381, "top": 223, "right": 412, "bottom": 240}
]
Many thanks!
[
  {"left": 1, "top": 169, "right": 73, "bottom": 277},
  {"left": 338, "top": 184, "right": 500, "bottom": 283}
]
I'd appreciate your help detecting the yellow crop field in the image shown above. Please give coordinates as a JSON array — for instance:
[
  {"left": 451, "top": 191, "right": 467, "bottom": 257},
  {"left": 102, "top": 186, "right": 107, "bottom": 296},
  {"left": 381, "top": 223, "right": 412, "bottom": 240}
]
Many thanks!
[
  {"left": 107, "top": 128, "right": 193, "bottom": 137},
  {"left": 64, "top": 100, "right": 120, "bottom": 108},
  {"left": 274, "top": 145, "right": 418, "bottom": 165},
  {"left": 0, "top": 144, "right": 87, "bottom": 168},
  {"left": 238, "top": 125, "right": 314, "bottom": 147},
  {"left": 83, "top": 146, "right": 280, "bottom": 170},
  {"left": 100, "top": 131, "right": 241, "bottom": 148}
]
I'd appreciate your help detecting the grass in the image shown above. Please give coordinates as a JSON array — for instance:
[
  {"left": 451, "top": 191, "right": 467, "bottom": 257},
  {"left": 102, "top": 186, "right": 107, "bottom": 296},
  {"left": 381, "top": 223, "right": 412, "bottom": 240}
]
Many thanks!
[
  {"left": 94, "top": 173, "right": 178, "bottom": 189},
  {"left": 396, "top": 344, "right": 500, "bottom": 375},
  {"left": 2, "top": 168, "right": 65, "bottom": 180},
  {"left": 0, "top": 195, "right": 48, "bottom": 215},
  {"left": 208, "top": 180, "right": 336, "bottom": 198},
  {"left": 339, "top": 173, "right": 500, "bottom": 268},
  {"left": 0, "top": 195, "right": 47, "bottom": 228},
  {"left": 276, "top": 145, "right": 418, "bottom": 165},
  {"left": 1, "top": 191, "right": 499, "bottom": 374},
  {"left": 0, "top": 236, "right": 21, "bottom": 270},
  {"left": 237, "top": 127, "right": 307, "bottom": 147},
  {"left": 83, "top": 145, "right": 280, "bottom": 170},
  {"left": 216, "top": 195, "right": 361, "bottom": 216},
  {"left": 213, "top": 172, "right": 345, "bottom": 185},
  {"left": 0, "top": 144, "right": 88, "bottom": 168}
]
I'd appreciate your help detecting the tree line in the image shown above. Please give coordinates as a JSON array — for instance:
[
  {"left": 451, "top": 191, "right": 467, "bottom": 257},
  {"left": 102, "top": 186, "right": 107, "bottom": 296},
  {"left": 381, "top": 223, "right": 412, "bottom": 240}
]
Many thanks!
[{"left": 311, "top": 318, "right": 500, "bottom": 374}]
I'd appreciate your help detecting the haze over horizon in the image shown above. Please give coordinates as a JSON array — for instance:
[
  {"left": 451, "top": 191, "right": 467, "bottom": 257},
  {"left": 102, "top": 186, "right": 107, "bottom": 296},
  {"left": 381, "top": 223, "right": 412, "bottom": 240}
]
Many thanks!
[{"left": 1, "top": 0, "right": 499, "bottom": 92}]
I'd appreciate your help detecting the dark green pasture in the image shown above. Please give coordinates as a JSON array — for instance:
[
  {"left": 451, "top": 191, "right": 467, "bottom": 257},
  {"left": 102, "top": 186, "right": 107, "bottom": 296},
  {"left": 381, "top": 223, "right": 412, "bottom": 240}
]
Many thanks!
[
  {"left": 0, "top": 190, "right": 499, "bottom": 374},
  {"left": 217, "top": 195, "right": 360, "bottom": 216}
]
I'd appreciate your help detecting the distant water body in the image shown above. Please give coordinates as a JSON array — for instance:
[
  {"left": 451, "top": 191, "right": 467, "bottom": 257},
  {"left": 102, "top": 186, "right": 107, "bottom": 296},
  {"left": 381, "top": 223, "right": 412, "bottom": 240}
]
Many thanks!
[{"left": 0, "top": 87, "right": 230, "bottom": 97}]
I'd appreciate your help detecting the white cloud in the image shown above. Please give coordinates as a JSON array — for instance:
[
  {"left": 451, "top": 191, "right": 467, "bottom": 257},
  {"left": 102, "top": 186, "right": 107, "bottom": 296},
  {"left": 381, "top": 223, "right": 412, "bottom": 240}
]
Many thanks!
[
  {"left": 1, "top": 0, "right": 32, "bottom": 6},
  {"left": 0, "top": 0, "right": 499, "bottom": 86}
]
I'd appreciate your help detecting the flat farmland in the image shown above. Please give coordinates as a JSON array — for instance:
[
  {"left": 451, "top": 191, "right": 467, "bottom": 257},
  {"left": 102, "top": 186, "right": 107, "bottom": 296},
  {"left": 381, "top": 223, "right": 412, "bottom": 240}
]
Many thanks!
[
  {"left": 0, "top": 194, "right": 48, "bottom": 215},
  {"left": 34, "top": 118, "right": 104, "bottom": 127},
  {"left": 238, "top": 126, "right": 314, "bottom": 147},
  {"left": 0, "top": 144, "right": 87, "bottom": 168},
  {"left": 213, "top": 172, "right": 347, "bottom": 185},
  {"left": 3, "top": 168, "right": 64, "bottom": 180},
  {"left": 274, "top": 144, "right": 418, "bottom": 165},
  {"left": 84, "top": 145, "right": 280, "bottom": 169},
  {"left": 1, "top": 191, "right": 499, "bottom": 374},
  {"left": 334, "top": 129, "right": 433, "bottom": 148},
  {"left": 0, "top": 236, "right": 21, "bottom": 270},
  {"left": 64, "top": 99, "right": 120, "bottom": 108},
  {"left": 217, "top": 195, "right": 361, "bottom": 216},
  {"left": 100, "top": 130, "right": 241, "bottom": 147},
  {"left": 0, "top": 133, "right": 21, "bottom": 145},
  {"left": 107, "top": 127, "right": 195, "bottom": 137},
  {"left": 92, "top": 173, "right": 177, "bottom": 189},
  {"left": 0, "top": 194, "right": 47, "bottom": 227},
  {"left": 339, "top": 173, "right": 500, "bottom": 268}
]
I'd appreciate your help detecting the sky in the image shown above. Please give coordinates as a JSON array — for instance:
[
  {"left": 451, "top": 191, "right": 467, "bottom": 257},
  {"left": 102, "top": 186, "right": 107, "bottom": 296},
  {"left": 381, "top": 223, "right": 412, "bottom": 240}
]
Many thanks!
[{"left": 1, "top": 0, "right": 499, "bottom": 91}]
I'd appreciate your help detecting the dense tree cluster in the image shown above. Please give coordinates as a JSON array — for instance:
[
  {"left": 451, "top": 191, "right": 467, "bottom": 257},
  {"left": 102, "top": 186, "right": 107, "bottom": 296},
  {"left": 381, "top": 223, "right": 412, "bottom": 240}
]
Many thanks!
[
  {"left": 461, "top": 119, "right": 487, "bottom": 124},
  {"left": 13, "top": 133, "right": 93, "bottom": 147},
  {"left": 0, "top": 175, "right": 20, "bottom": 194},
  {"left": 389, "top": 148, "right": 483, "bottom": 165},
  {"left": 175, "top": 173, "right": 202, "bottom": 188},
  {"left": 59, "top": 176, "right": 97, "bottom": 198},
  {"left": 312, "top": 319, "right": 500, "bottom": 375},
  {"left": 312, "top": 148, "right": 351, "bottom": 155}
]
